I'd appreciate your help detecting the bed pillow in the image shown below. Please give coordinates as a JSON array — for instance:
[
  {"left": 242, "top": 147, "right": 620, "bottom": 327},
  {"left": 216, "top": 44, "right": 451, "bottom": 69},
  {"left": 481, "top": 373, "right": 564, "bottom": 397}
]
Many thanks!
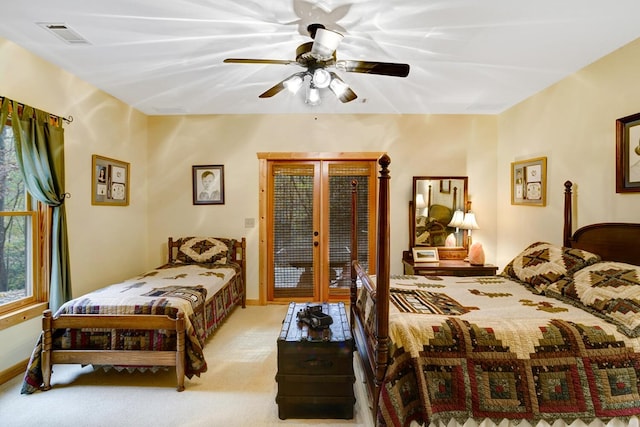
[
  {"left": 546, "top": 261, "right": 640, "bottom": 337},
  {"left": 500, "top": 241, "right": 600, "bottom": 293},
  {"left": 175, "top": 237, "right": 236, "bottom": 264}
]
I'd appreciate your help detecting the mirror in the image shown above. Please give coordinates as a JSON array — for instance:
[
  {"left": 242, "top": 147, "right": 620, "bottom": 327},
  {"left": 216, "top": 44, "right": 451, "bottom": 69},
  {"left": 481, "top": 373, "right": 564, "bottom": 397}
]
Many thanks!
[{"left": 411, "top": 176, "right": 468, "bottom": 248}]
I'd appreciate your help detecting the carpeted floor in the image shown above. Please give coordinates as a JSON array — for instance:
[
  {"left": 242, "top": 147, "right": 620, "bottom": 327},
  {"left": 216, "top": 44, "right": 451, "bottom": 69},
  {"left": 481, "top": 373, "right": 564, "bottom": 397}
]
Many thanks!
[{"left": 0, "top": 304, "right": 375, "bottom": 426}]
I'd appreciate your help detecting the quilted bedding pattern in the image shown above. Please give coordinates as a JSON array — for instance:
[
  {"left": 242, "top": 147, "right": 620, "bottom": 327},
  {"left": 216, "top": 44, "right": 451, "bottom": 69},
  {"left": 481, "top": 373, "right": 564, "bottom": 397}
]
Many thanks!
[
  {"left": 357, "top": 274, "right": 640, "bottom": 427},
  {"left": 546, "top": 261, "right": 640, "bottom": 338},
  {"left": 21, "top": 262, "right": 243, "bottom": 394}
]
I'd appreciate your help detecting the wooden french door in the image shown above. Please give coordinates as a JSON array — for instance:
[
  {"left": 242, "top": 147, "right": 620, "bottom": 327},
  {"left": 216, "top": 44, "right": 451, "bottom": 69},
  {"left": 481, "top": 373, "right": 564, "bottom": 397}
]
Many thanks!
[{"left": 259, "top": 153, "right": 380, "bottom": 303}]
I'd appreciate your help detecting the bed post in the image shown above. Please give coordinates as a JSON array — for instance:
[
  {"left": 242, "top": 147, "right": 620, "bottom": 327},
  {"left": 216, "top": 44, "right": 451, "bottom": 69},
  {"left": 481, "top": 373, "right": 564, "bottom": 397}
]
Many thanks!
[
  {"left": 41, "top": 310, "right": 53, "bottom": 391},
  {"left": 175, "top": 312, "right": 186, "bottom": 392},
  {"left": 374, "top": 154, "right": 391, "bottom": 411},
  {"left": 563, "top": 181, "right": 573, "bottom": 247},
  {"left": 240, "top": 237, "right": 247, "bottom": 308},
  {"left": 350, "top": 179, "right": 359, "bottom": 327}
]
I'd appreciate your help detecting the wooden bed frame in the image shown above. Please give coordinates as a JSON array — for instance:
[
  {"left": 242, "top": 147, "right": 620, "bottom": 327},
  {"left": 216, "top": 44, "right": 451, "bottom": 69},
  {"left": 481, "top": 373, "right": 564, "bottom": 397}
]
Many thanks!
[
  {"left": 41, "top": 237, "right": 246, "bottom": 392},
  {"left": 563, "top": 181, "right": 640, "bottom": 264},
  {"left": 349, "top": 156, "right": 640, "bottom": 415}
]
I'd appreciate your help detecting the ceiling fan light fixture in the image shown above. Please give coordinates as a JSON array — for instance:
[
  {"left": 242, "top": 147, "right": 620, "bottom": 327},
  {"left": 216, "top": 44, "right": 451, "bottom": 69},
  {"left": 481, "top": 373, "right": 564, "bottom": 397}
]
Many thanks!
[
  {"left": 329, "top": 76, "right": 348, "bottom": 97},
  {"left": 310, "top": 28, "right": 343, "bottom": 60},
  {"left": 283, "top": 74, "right": 304, "bottom": 94},
  {"left": 328, "top": 72, "right": 357, "bottom": 103},
  {"left": 306, "top": 85, "right": 321, "bottom": 106},
  {"left": 312, "top": 68, "right": 331, "bottom": 89}
]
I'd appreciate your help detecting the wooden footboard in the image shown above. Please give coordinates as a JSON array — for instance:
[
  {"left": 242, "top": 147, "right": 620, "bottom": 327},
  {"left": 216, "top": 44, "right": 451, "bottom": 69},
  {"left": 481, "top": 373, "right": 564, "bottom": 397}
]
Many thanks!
[
  {"left": 351, "top": 262, "right": 379, "bottom": 409},
  {"left": 41, "top": 309, "right": 187, "bottom": 392}
]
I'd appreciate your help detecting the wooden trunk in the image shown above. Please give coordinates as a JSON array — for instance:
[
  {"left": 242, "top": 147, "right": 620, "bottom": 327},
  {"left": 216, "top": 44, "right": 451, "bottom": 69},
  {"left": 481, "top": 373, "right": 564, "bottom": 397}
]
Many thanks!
[{"left": 276, "top": 302, "right": 355, "bottom": 420}]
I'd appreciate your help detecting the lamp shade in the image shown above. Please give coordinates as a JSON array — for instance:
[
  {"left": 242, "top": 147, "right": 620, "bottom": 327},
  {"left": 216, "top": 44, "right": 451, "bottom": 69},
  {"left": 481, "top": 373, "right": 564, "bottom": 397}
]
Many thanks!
[
  {"left": 447, "top": 210, "right": 464, "bottom": 228},
  {"left": 306, "top": 86, "right": 320, "bottom": 105},
  {"left": 310, "top": 28, "right": 343, "bottom": 59},
  {"left": 312, "top": 68, "right": 331, "bottom": 88},
  {"left": 283, "top": 73, "right": 304, "bottom": 94},
  {"left": 415, "top": 194, "right": 426, "bottom": 209},
  {"left": 461, "top": 212, "right": 479, "bottom": 230}
]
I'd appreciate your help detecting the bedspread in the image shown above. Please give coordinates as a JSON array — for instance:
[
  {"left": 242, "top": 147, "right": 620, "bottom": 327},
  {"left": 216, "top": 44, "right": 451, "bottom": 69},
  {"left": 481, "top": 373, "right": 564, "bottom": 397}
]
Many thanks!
[
  {"left": 356, "top": 274, "right": 640, "bottom": 427},
  {"left": 21, "top": 262, "right": 242, "bottom": 394}
]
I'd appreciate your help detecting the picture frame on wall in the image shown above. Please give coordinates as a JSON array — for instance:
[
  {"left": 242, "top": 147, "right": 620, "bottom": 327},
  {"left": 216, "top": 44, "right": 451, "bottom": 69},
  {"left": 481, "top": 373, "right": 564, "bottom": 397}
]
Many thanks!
[
  {"left": 511, "top": 156, "right": 547, "bottom": 206},
  {"left": 616, "top": 112, "right": 640, "bottom": 193},
  {"left": 92, "top": 154, "right": 129, "bottom": 206},
  {"left": 192, "top": 165, "right": 225, "bottom": 205}
]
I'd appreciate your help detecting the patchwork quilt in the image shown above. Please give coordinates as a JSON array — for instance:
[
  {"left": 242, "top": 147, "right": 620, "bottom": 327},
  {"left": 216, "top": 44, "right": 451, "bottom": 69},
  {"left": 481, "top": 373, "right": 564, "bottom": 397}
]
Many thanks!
[
  {"left": 357, "top": 273, "right": 640, "bottom": 427},
  {"left": 21, "top": 262, "right": 243, "bottom": 394}
]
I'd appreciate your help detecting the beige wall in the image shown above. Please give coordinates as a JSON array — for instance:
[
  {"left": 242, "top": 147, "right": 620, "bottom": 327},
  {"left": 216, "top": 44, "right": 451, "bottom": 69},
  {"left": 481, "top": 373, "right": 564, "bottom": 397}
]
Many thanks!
[
  {"left": 496, "top": 37, "right": 640, "bottom": 268},
  {"left": 146, "top": 114, "right": 498, "bottom": 301},
  {"left": 0, "top": 39, "right": 149, "bottom": 372}
]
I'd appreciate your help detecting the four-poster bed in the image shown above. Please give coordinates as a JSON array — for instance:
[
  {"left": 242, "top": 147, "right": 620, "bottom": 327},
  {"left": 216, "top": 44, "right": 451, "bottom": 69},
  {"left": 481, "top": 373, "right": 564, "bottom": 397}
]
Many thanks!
[{"left": 350, "top": 155, "right": 640, "bottom": 426}]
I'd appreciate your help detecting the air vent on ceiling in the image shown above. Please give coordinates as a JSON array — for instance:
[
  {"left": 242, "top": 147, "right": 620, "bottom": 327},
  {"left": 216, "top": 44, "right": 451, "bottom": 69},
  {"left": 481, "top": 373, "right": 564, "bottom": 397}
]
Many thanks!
[{"left": 37, "top": 23, "right": 90, "bottom": 44}]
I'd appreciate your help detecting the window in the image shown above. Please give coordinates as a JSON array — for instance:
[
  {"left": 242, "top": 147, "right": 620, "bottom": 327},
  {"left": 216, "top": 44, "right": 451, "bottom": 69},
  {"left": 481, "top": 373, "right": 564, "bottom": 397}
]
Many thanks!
[{"left": 0, "top": 124, "right": 45, "bottom": 317}]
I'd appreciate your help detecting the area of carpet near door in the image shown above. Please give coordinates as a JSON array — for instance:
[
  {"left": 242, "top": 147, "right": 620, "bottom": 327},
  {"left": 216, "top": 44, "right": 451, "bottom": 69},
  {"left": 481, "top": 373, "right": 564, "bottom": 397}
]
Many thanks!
[{"left": 0, "top": 305, "right": 375, "bottom": 427}]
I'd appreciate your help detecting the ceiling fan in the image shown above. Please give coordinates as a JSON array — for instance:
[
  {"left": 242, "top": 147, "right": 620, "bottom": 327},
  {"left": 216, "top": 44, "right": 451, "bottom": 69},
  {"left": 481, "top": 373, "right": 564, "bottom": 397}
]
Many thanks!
[{"left": 223, "top": 24, "right": 410, "bottom": 105}]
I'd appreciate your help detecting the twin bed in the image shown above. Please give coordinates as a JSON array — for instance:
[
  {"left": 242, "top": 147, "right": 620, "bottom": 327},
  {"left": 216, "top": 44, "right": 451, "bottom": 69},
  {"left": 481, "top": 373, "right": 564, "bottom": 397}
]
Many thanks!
[
  {"left": 350, "top": 155, "right": 640, "bottom": 426},
  {"left": 22, "top": 236, "right": 246, "bottom": 394}
]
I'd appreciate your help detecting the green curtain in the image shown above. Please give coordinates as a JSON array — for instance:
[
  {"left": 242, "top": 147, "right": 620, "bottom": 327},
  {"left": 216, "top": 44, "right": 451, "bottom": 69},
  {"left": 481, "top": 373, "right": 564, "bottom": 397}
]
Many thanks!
[{"left": 0, "top": 97, "right": 71, "bottom": 311}]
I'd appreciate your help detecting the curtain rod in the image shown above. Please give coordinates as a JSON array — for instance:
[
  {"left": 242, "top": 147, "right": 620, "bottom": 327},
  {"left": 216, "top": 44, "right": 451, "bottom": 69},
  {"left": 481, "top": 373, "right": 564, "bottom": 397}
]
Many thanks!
[{"left": 0, "top": 96, "right": 73, "bottom": 124}]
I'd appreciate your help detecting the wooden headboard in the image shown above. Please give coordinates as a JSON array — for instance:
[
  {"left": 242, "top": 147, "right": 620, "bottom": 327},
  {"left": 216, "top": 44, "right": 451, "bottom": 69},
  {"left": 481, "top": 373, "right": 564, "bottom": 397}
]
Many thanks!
[{"left": 563, "top": 181, "right": 640, "bottom": 266}]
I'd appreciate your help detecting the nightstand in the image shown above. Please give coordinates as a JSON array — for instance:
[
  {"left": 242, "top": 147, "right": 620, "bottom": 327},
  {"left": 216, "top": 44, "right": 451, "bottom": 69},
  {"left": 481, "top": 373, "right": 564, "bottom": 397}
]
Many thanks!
[{"left": 402, "top": 250, "right": 498, "bottom": 277}]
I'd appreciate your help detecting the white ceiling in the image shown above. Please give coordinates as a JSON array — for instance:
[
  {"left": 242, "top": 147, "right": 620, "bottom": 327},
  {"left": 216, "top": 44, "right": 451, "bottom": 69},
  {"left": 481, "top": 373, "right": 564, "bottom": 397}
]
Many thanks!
[{"left": 2, "top": 0, "right": 640, "bottom": 116}]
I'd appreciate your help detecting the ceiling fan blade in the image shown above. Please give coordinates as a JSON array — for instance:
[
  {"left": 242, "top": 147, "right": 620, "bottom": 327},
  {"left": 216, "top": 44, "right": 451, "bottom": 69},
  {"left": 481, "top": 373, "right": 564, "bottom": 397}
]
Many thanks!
[
  {"left": 336, "top": 60, "right": 410, "bottom": 77},
  {"left": 258, "top": 72, "right": 306, "bottom": 98},
  {"left": 258, "top": 81, "right": 286, "bottom": 98},
  {"left": 224, "top": 58, "right": 297, "bottom": 65}
]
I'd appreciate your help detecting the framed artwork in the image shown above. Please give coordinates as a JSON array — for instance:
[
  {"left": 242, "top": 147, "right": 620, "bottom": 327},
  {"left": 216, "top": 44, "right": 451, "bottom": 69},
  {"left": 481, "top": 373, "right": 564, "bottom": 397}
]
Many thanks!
[
  {"left": 92, "top": 154, "right": 129, "bottom": 206},
  {"left": 412, "top": 247, "right": 439, "bottom": 265},
  {"left": 192, "top": 165, "right": 225, "bottom": 205},
  {"left": 511, "top": 156, "right": 547, "bottom": 206},
  {"left": 616, "top": 112, "right": 640, "bottom": 193}
]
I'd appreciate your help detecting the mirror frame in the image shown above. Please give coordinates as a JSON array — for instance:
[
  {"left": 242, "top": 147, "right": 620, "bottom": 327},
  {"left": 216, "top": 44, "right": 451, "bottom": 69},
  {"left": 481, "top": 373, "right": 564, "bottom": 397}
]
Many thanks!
[{"left": 410, "top": 176, "right": 468, "bottom": 249}]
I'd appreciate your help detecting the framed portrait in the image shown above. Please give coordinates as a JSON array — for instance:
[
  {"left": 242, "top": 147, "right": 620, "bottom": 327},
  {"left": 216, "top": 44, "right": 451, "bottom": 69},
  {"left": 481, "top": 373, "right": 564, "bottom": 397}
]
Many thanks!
[
  {"left": 412, "top": 247, "right": 439, "bottom": 265},
  {"left": 511, "top": 156, "right": 547, "bottom": 206},
  {"left": 616, "top": 112, "right": 640, "bottom": 193},
  {"left": 192, "top": 165, "right": 224, "bottom": 205},
  {"left": 92, "top": 154, "right": 129, "bottom": 206}
]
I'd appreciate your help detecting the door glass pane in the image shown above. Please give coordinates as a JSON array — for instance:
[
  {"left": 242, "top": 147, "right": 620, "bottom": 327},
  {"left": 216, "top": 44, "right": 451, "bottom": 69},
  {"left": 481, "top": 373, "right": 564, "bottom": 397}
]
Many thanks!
[
  {"left": 272, "top": 165, "right": 315, "bottom": 298},
  {"left": 328, "top": 164, "right": 370, "bottom": 291}
]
